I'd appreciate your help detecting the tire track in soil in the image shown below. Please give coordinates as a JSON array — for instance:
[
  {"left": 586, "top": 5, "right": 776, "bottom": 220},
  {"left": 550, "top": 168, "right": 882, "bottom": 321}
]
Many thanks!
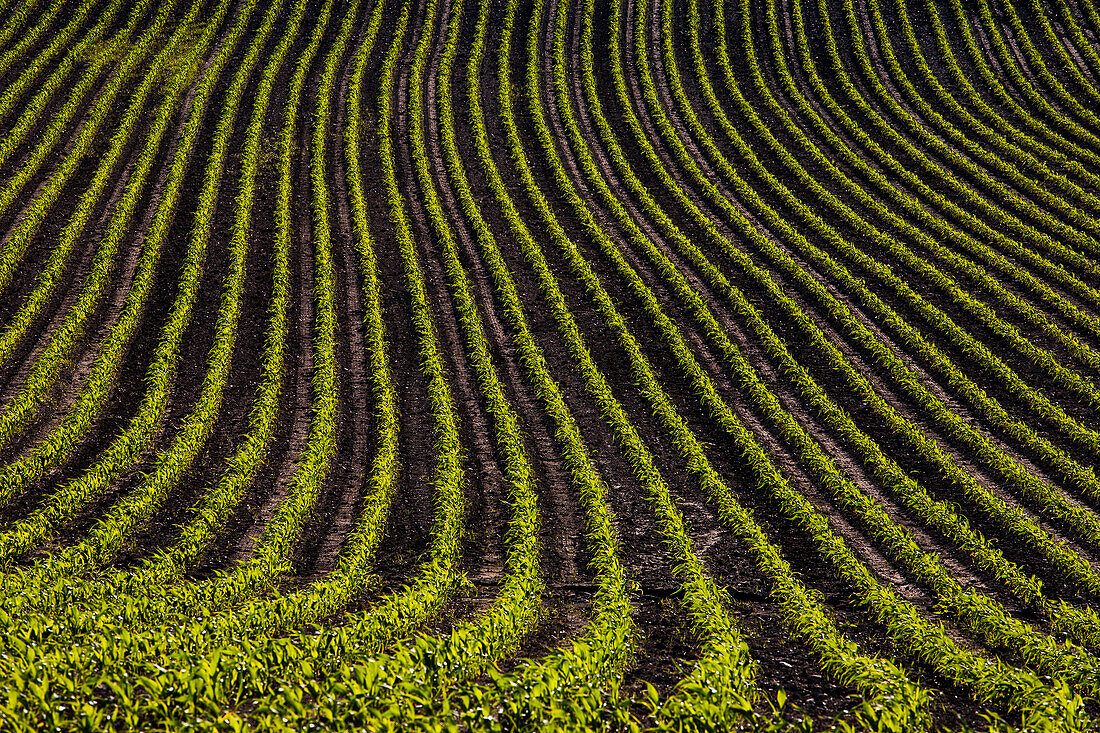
[
  {"left": 533, "top": 0, "right": 703, "bottom": 671},
  {"left": 853, "top": 0, "right": 1075, "bottom": 226},
  {"left": 678, "top": 0, "right": 1027, "bottom": 574},
  {"left": 0, "top": 4, "right": 240, "bottom": 434},
  {"left": 748, "top": 0, "right": 936, "bottom": 237},
  {"left": 546, "top": 0, "right": 866, "bottom": 700},
  {"left": 0, "top": 64, "right": 128, "bottom": 328},
  {"left": 0, "top": 149, "right": 137, "bottom": 405},
  {"left": 996, "top": 9, "right": 1097, "bottom": 139},
  {"left": 449, "top": 0, "right": 617, "bottom": 659},
  {"left": 773, "top": 0, "right": 1100, "bottom": 470},
  {"left": 971, "top": 11, "right": 1049, "bottom": 120},
  {"left": 769, "top": 0, "right": 1095, "bottom": 384},
  {"left": 1052, "top": 18, "right": 1098, "bottom": 80},
  {"left": 0, "top": 155, "right": 137, "bottom": 523},
  {"left": 816, "top": 0, "right": 964, "bottom": 192},
  {"left": 855, "top": 0, "right": 1100, "bottom": 379},
  {"left": 447, "top": 0, "right": 587, "bottom": 587},
  {"left": 0, "top": 99, "right": 134, "bottom": 337},
  {"left": 1004, "top": 6, "right": 1100, "bottom": 125},
  {"left": 788, "top": 276, "right": 1100, "bottom": 588},
  {"left": 961, "top": 10, "right": 1077, "bottom": 149}
]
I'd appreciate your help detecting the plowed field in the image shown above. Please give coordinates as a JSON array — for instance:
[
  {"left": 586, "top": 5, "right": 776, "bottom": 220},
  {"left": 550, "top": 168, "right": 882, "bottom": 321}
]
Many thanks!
[{"left": 4, "top": 0, "right": 1100, "bottom": 728}]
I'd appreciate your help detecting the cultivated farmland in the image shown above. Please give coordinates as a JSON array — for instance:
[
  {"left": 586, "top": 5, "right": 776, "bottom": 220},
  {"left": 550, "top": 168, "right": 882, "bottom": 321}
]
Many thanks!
[{"left": 2, "top": 0, "right": 1100, "bottom": 727}]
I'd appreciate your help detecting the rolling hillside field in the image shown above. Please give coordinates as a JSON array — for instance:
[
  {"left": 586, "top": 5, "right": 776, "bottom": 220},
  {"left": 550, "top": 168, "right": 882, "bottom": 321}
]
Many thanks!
[{"left": 3, "top": 0, "right": 1100, "bottom": 727}]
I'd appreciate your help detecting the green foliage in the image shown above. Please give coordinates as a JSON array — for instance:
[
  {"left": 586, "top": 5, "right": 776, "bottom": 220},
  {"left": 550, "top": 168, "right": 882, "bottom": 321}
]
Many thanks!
[{"left": 4, "top": 0, "right": 1100, "bottom": 728}]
